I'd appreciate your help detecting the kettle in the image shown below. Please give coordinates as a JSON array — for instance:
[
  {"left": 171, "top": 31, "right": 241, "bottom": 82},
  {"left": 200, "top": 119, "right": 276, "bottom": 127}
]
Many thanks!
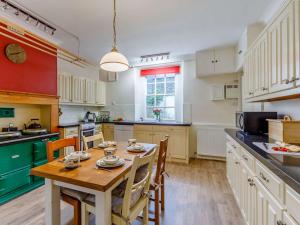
[{"left": 24, "top": 118, "right": 42, "bottom": 130}]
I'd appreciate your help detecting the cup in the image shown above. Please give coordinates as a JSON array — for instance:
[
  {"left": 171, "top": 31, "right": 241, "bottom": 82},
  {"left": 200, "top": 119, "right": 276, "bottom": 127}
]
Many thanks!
[
  {"left": 104, "top": 147, "right": 117, "bottom": 156},
  {"left": 128, "top": 139, "right": 137, "bottom": 146}
]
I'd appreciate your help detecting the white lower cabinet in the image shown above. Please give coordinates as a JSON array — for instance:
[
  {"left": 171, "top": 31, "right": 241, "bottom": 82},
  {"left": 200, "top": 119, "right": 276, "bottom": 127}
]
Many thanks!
[{"left": 226, "top": 135, "right": 300, "bottom": 225}]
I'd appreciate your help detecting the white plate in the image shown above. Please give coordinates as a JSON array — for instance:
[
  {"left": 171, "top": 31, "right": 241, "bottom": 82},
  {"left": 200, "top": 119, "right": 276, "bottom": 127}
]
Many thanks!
[
  {"left": 102, "top": 156, "right": 120, "bottom": 165},
  {"left": 67, "top": 152, "right": 91, "bottom": 161},
  {"left": 98, "top": 143, "right": 109, "bottom": 148},
  {"left": 96, "top": 158, "right": 125, "bottom": 168}
]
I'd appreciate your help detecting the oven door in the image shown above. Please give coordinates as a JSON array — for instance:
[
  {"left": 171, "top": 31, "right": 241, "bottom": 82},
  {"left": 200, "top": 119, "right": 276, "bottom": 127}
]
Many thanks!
[{"left": 81, "top": 128, "right": 95, "bottom": 150}]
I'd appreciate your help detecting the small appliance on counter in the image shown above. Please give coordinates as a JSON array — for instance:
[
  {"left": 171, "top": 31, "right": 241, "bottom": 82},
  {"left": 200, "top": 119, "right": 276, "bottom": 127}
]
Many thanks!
[
  {"left": 236, "top": 112, "right": 277, "bottom": 134},
  {"left": 98, "top": 111, "right": 111, "bottom": 122},
  {"left": 23, "top": 118, "right": 47, "bottom": 135},
  {"left": 83, "top": 111, "right": 97, "bottom": 122}
]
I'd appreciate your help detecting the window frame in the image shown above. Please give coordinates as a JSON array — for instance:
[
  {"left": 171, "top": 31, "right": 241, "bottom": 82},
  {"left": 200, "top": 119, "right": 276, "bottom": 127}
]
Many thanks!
[{"left": 145, "top": 73, "right": 176, "bottom": 121}]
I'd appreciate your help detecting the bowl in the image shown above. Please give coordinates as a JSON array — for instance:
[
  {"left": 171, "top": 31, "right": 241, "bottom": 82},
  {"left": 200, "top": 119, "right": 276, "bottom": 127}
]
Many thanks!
[
  {"left": 104, "top": 147, "right": 117, "bottom": 156},
  {"left": 103, "top": 156, "right": 120, "bottom": 165}
]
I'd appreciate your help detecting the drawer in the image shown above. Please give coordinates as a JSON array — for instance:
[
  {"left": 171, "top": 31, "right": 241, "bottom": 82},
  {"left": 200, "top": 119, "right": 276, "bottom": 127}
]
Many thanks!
[
  {"left": 285, "top": 185, "right": 300, "bottom": 223},
  {"left": 65, "top": 127, "right": 79, "bottom": 136},
  {"left": 33, "top": 137, "right": 59, "bottom": 162},
  {"left": 256, "top": 161, "right": 284, "bottom": 201},
  {"left": 0, "top": 141, "right": 33, "bottom": 175},
  {"left": 152, "top": 125, "right": 185, "bottom": 133},
  {"left": 103, "top": 124, "right": 114, "bottom": 129},
  {"left": 226, "top": 141, "right": 241, "bottom": 156},
  {"left": 239, "top": 147, "right": 255, "bottom": 171},
  {"left": 134, "top": 125, "right": 153, "bottom": 132},
  {"left": 0, "top": 167, "right": 31, "bottom": 196}
]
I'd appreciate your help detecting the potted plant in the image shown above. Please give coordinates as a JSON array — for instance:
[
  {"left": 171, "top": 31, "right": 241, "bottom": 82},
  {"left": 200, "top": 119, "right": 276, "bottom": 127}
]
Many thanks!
[{"left": 153, "top": 109, "right": 162, "bottom": 122}]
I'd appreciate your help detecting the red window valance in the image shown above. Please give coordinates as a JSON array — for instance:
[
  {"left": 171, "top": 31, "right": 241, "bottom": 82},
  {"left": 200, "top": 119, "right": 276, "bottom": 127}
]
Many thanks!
[{"left": 140, "top": 65, "right": 180, "bottom": 76}]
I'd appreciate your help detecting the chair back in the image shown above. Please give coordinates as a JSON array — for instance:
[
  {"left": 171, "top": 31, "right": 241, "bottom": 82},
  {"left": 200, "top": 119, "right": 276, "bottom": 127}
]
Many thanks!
[
  {"left": 121, "top": 148, "right": 157, "bottom": 217},
  {"left": 82, "top": 132, "right": 104, "bottom": 150},
  {"left": 154, "top": 136, "right": 169, "bottom": 185},
  {"left": 47, "top": 137, "right": 79, "bottom": 162}
]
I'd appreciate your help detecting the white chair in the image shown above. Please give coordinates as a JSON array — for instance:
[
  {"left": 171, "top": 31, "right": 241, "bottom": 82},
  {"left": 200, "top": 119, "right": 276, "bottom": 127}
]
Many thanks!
[
  {"left": 82, "top": 132, "right": 105, "bottom": 150},
  {"left": 81, "top": 149, "right": 157, "bottom": 225}
]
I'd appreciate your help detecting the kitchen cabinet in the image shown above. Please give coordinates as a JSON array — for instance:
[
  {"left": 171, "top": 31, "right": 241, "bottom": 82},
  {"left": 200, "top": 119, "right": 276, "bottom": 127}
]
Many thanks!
[
  {"left": 96, "top": 80, "right": 106, "bottom": 105},
  {"left": 226, "top": 135, "right": 293, "bottom": 225},
  {"left": 95, "top": 124, "right": 102, "bottom": 134},
  {"left": 134, "top": 125, "right": 190, "bottom": 164},
  {"left": 196, "top": 47, "right": 235, "bottom": 77},
  {"left": 58, "top": 72, "right": 72, "bottom": 103},
  {"left": 59, "top": 126, "right": 79, "bottom": 155},
  {"left": 102, "top": 124, "right": 115, "bottom": 141},
  {"left": 85, "top": 79, "right": 96, "bottom": 104},
  {"left": 72, "top": 76, "right": 86, "bottom": 103}
]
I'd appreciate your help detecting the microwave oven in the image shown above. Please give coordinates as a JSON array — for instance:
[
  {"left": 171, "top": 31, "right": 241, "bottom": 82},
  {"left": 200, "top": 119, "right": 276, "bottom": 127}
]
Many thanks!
[{"left": 236, "top": 112, "right": 277, "bottom": 134}]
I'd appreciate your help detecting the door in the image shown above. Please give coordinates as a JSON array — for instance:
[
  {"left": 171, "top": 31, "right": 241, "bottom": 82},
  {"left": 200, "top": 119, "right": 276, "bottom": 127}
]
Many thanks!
[
  {"left": 58, "top": 73, "right": 72, "bottom": 103},
  {"left": 85, "top": 79, "right": 96, "bottom": 104},
  {"left": 196, "top": 49, "right": 215, "bottom": 76},
  {"left": 269, "top": 2, "right": 295, "bottom": 92},
  {"left": 72, "top": 76, "right": 85, "bottom": 103},
  {"left": 96, "top": 80, "right": 106, "bottom": 105},
  {"left": 214, "top": 48, "right": 235, "bottom": 75}
]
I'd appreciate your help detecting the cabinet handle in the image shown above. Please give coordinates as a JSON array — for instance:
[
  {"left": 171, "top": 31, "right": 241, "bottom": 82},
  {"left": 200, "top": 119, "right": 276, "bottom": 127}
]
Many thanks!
[
  {"left": 284, "top": 79, "right": 290, "bottom": 84},
  {"left": 235, "top": 161, "right": 240, "bottom": 165},
  {"left": 211, "top": 60, "right": 215, "bottom": 63},
  {"left": 228, "top": 150, "right": 232, "bottom": 154},
  {"left": 238, "top": 50, "right": 243, "bottom": 55},
  {"left": 242, "top": 155, "right": 248, "bottom": 161},
  {"left": 259, "top": 172, "right": 269, "bottom": 183},
  {"left": 261, "top": 87, "right": 268, "bottom": 91},
  {"left": 42, "top": 138, "right": 49, "bottom": 142},
  {"left": 231, "top": 145, "right": 236, "bottom": 149},
  {"left": 11, "top": 154, "right": 20, "bottom": 159}
]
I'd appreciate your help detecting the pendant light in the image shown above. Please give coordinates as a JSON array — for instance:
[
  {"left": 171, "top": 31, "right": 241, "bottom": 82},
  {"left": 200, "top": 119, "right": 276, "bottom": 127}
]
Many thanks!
[{"left": 100, "top": 0, "right": 129, "bottom": 72}]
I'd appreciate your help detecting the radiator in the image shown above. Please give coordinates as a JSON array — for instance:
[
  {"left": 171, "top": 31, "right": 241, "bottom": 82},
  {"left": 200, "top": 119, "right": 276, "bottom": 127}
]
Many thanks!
[{"left": 196, "top": 124, "right": 234, "bottom": 158}]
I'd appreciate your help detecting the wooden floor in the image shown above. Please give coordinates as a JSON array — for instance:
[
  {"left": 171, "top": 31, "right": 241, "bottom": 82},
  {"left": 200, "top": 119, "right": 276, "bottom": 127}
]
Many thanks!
[{"left": 0, "top": 159, "right": 245, "bottom": 225}]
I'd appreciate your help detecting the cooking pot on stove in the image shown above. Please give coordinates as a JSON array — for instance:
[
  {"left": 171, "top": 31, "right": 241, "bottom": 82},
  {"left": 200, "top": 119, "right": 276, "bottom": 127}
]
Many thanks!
[{"left": 24, "top": 118, "right": 42, "bottom": 130}]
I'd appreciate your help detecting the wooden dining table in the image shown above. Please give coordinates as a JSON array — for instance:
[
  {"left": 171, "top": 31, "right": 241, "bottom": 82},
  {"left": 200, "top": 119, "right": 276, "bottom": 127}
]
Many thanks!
[{"left": 31, "top": 142, "right": 157, "bottom": 225}]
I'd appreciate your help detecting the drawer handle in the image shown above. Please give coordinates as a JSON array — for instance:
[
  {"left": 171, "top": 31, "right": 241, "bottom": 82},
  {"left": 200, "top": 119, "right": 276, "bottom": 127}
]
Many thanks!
[
  {"left": 11, "top": 154, "right": 20, "bottom": 159},
  {"left": 231, "top": 145, "right": 236, "bottom": 149},
  {"left": 242, "top": 155, "right": 248, "bottom": 161},
  {"left": 235, "top": 161, "right": 240, "bottom": 165},
  {"left": 259, "top": 172, "right": 269, "bottom": 183},
  {"left": 227, "top": 150, "right": 232, "bottom": 154},
  {"left": 42, "top": 138, "right": 49, "bottom": 142}
]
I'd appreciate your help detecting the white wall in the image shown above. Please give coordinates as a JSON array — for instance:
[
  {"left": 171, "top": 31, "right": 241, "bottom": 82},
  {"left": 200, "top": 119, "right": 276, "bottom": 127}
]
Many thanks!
[
  {"left": 264, "top": 99, "right": 300, "bottom": 120},
  {"left": 57, "top": 59, "right": 103, "bottom": 124},
  {"left": 102, "top": 69, "right": 136, "bottom": 121}
]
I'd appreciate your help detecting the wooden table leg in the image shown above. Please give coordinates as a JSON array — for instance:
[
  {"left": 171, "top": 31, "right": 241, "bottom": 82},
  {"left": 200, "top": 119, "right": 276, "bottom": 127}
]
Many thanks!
[
  {"left": 95, "top": 190, "right": 112, "bottom": 225},
  {"left": 45, "top": 179, "right": 61, "bottom": 225}
]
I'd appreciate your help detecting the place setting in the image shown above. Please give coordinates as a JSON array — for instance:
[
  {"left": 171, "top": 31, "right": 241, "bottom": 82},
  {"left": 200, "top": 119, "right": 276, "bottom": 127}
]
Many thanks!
[
  {"left": 61, "top": 150, "right": 91, "bottom": 169},
  {"left": 126, "top": 138, "right": 146, "bottom": 153}
]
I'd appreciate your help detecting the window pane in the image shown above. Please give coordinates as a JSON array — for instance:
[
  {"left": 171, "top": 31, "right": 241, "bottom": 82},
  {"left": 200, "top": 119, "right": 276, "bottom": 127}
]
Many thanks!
[
  {"left": 166, "top": 82, "right": 175, "bottom": 94},
  {"left": 165, "top": 96, "right": 175, "bottom": 107},
  {"left": 146, "top": 96, "right": 155, "bottom": 107},
  {"left": 163, "top": 108, "right": 175, "bottom": 120},
  {"left": 147, "top": 83, "right": 154, "bottom": 95},
  {"left": 156, "top": 83, "right": 165, "bottom": 94},
  {"left": 146, "top": 76, "right": 155, "bottom": 83},
  {"left": 155, "top": 96, "right": 165, "bottom": 107},
  {"left": 166, "top": 75, "right": 175, "bottom": 82},
  {"left": 156, "top": 74, "right": 165, "bottom": 83},
  {"left": 146, "top": 108, "right": 155, "bottom": 119}
]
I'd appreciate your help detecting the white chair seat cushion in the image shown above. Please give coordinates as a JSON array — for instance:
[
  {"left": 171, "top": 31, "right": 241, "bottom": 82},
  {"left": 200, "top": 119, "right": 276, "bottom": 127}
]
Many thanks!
[{"left": 61, "top": 187, "right": 88, "bottom": 201}]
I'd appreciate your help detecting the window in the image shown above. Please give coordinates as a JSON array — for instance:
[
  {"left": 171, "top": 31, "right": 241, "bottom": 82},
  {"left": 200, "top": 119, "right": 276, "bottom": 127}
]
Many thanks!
[{"left": 146, "top": 74, "right": 176, "bottom": 120}]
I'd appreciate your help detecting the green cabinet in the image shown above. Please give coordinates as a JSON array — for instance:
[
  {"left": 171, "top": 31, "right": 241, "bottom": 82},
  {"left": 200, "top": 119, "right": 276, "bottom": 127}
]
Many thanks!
[
  {"left": 0, "top": 135, "right": 59, "bottom": 205},
  {"left": 0, "top": 142, "right": 33, "bottom": 175},
  {"left": 0, "top": 166, "right": 31, "bottom": 196}
]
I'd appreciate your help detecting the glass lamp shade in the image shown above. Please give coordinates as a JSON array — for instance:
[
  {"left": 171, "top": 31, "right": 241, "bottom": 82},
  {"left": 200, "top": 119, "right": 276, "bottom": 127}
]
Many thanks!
[{"left": 100, "top": 50, "right": 129, "bottom": 72}]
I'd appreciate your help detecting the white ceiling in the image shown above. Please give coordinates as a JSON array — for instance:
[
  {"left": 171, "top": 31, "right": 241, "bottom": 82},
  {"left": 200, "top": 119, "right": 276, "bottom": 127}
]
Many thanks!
[{"left": 12, "top": 0, "right": 284, "bottom": 63}]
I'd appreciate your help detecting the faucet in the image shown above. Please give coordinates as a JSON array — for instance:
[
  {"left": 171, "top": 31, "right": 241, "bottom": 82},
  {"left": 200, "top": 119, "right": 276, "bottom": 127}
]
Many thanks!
[{"left": 140, "top": 117, "right": 144, "bottom": 122}]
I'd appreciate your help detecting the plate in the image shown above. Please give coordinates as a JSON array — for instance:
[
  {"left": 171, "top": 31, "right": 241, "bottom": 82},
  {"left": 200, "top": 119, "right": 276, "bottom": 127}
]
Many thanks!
[
  {"left": 98, "top": 143, "right": 109, "bottom": 148},
  {"left": 102, "top": 156, "right": 120, "bottom": 165},
  {"left": 126, "top": 145, "right": 145, "bottom": 152},
  {"left": 96, "top": 158, "right": 125, "bottom": 168},
  {"left": 66, "top": 152, "right": 91, "bottom": 161}
]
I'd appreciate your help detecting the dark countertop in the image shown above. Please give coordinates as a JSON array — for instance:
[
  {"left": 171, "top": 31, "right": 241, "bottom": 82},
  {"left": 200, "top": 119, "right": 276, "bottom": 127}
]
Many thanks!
[
  {"left": 225, "top": 128, "right": 300, "bottom": 194},
  {"left": 0, "top": 132, "right": 60, "bottom": 146},
  {"left": 58, "top": 121, "right": 192, "bottom": 128}
]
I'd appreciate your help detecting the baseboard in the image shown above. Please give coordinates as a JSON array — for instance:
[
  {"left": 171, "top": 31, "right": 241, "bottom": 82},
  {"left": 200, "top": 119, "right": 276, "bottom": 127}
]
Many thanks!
[{"left": 196, "top": 154, "right": 226, "bottom": 161}]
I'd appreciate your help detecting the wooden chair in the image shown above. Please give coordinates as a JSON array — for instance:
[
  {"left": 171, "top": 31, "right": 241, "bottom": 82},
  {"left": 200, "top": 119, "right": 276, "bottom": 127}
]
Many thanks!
[
  {"left": 81, "top": 149, "right": 157, "bottom": 225},
  {"left": 47, "top": 137, "right": 87, "bottom": 225},
  {"left": 82, "top": 132, "right": 104, "bottom": 150},
  {"left": 149, "top": 136, "right": 169, "bottom": 225}
]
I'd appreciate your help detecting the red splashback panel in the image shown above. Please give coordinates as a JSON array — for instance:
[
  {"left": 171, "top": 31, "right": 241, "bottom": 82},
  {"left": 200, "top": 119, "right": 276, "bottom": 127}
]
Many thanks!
[{"left": 0, "top": 25, "right": 57, "bottom": 95}]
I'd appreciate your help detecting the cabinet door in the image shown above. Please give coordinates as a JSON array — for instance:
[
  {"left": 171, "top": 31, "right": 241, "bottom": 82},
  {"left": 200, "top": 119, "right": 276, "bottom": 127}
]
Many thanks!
[
  {"left": 259, "top": 33, "right": 269, "bottom": 95},
  {"left": 58, "top": 73, "right": 72, "bottom": 103},
  {"left": 134, "top": 131, "right": 153, "bottom": 144},
  {"left": 96, "top": 80, "right": 106, "bottom": 105},
  {"left": 226, "top": 145, "right": 234, "bottom": 186},
  {"left": 72, "top": 76, "right": 85, "bottom": 103},
  {"left": 269, "top": 2, "right": 295, "bottom": 93},
  {"left": 85, "top": 79, "right": 96, "bottom": 104},
  {"left": 169, "top": 130, "right": 187, "bottom": 160},
  {"left": 283, "top": 212, "right": 299, "bottom": 225},
  {"left": 214, "top": 47, "right": 235, "bottom": 75},
  {"left": 196, "top": 49, "right": 215, "bottom": 76}
]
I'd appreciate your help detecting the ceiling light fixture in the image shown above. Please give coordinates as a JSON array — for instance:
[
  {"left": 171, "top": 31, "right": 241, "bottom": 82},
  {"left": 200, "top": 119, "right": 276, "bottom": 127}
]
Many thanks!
[{"left": 100, "top": 0, "right": 129, "bottom": 72}]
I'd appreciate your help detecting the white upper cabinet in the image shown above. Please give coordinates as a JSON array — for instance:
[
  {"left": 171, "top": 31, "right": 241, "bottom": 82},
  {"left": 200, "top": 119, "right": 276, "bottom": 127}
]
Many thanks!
[
  {"left": 196, "top": 47, "right": 235, "bottom": 77},
  {"left": 85, "top": 79, "right": 96, "bottom": 104},
  {"left": 269, "top": 1, "right": 295, "bottom": 93},
  {"left": 236, "top": 23, "right": 265, "bottom": 72},
  {"left": 96, "top": 80, "right": 106, "bottom": 106},
  {"left": 58, "top": 72, "right": 72, "bottom": 103},
  {"left": 72, "top": 76, "right": 85, "bottom": 103}
]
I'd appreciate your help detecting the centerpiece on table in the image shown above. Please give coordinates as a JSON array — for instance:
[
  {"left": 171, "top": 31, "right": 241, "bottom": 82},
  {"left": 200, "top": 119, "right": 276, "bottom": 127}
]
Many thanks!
[{"left": 153, "top": 108, "right": 162, "bottom": 122}]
